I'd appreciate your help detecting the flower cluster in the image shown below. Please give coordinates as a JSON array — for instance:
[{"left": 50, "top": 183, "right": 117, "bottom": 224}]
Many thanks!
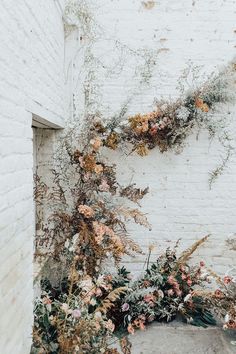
[{"left": 90, "top": 66, "right": 233, "bottom": 155}]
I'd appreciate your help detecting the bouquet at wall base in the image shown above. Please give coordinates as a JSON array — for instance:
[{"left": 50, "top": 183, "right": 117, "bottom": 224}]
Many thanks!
[{"left": 32, "top": 236, "right": 236, "bottom": 354}]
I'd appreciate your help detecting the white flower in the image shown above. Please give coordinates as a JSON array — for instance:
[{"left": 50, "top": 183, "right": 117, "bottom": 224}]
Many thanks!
[
  {"left": 80, "top": 277, "right": 93, "bottom": 291},
  {"left": 96, "top": 275, "right": 106, "bottom": 287},
  {"left": 64, "top": 240, "right": 70, "bottom": 249},
  {"left": 200, "top": 271, "right": 209, "bottom": 280},
  {"left": 176, "top": 106, "right": 190, "bottom": 122},
  {"left": 225, "top": 314, "right": 230, "bottom": 323},
  {"left": 184, "top": 294, "right": 192, "bottom": 302},
  {"left": 160, "top": 103, "right": 168, "bottom": 111},
  {"left": 61, "top": 303, "right": 70, "bottom": 313},
  {"left": 90, "top": 298, "right": 97, "bottom": 306},
  {"left": 94, "top": 311, "right": 102, "bottom": 320}
]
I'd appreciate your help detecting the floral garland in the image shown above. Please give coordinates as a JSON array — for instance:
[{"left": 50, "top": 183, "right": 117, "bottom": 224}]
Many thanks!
[
  {"left": 33, "top": 64, "right": 236, "bottom": 354},
  {"left": 91, "top": 64, "right": 234, "bottom": 156}
]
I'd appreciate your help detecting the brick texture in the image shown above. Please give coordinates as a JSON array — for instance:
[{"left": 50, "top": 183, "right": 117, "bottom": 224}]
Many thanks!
[{"left": 0, "top": 0, "right": 66, "bottom": 352}]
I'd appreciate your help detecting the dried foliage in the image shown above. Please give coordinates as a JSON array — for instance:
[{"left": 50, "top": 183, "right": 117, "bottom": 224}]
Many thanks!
[
  {"left": 92, "top": 62, "right": 235, "bottom": 156},
  {"left": 33, "top": 6, "right": 236, "bottom": 350},
  {"left": 33, "top": 239, "right": 236, "bottom": 353},
  {"left": 120, "top": 185, "right": 149, "bottom": 205}
]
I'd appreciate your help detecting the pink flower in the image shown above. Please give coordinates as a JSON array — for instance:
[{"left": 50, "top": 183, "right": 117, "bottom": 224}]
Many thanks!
[
  {"left": 175, "top": 289, "right": 182, "bottom": 296},
  {"left": 42, "top": 296, "right": 52, "bottom": 305},
  {"left": 200, "top": 261, "right": 205, "bottom": 267},
  {"left": 121, "top": 303, "right": 130, "bottom": 312},
  {"left": 168, "top": 276, "right": 176, "bottom": 285},
  {"left": 223, "top": 276, "right": 233, "bottom": 285},
  {"left": 187, "top": 279, "right": 192, "bottom": 286},
  {"left": 149, "top": 125, "right": 158, "bottom": 136},
  {"left": 127, "top": 324, "right": 135, "bottom": 335},
  {"left": 144, "top": 294, "right": 156, "bottom": 303},
  {"left": 214, "top": 289, "right": 224, "bottom": 298},
  {"left": 181, "top": 273, "right": 187, "bottom": 280},
  {"left": 79, "top": 156, "right": 84, "bottom": 167},
  {"left": 99, "top": 179, "right": 110, "bottom": 192},
  {"left": 142, "top": 280, "right": 151, "bottom": 288},
  {"left": 72, "top": 309, "right": 81, "bottom": 319},
  {"left": 139, "top": 321, "right": 146, "bottom": 331},
  {"left": 90, "top": 137, "right": 102, "bottom": 151},
  {"left": 167, "top": 289, "right": 174, "bottom": 296},
  {"left": 95, "top": 288, "right": 103, "bottom": 297},
  {"left": 105, "top": 319, "right": 115, "bottom": 332}
]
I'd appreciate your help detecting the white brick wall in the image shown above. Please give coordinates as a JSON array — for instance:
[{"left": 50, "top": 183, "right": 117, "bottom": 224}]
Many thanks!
[
  {"left": 72, "top": 0, "right": 236, "bottom": 274},
  {"left": 0, "top": 0, "right": 66, "bottom": 352},
  {"left": 1, "top": 0, "right": 236, "bottom": 352}
]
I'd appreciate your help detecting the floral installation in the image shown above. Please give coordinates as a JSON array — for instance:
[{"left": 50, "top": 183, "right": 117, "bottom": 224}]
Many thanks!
[
  {"left": 33, "top": 62, "right": 236, "bottom": 353},
  {"left": 90, "top": 63, "right": 235, "bottom": 156},
  {"left": 33, "top": 236, "right": 236, "bottom": 353}
]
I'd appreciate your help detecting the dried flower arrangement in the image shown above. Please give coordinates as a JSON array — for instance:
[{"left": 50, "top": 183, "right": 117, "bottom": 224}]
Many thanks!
[
  {"left": 32, "top": 236, "right": 236, "bottom": 353},
  {"left": 91, "top": 63, "right": 234, "bottom": 156},
  {"left": 32, "top": 64, "right": 236, "bottom": 353}
]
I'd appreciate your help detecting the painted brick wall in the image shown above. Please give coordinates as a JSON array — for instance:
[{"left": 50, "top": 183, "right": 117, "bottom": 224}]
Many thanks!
[
  {"left": 0, "top": 0, "right": 66, "bottom": 352},
  {"left": 72, "top": 0, "right": 236, "bottom": 275},
  {"left": 1, "top": 0, "right": 236, "bottom": 352}
]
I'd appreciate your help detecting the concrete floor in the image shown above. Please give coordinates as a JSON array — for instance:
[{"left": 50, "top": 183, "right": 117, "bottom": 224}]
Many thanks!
[{"left": 124, "top": 322, "right": 236, "bottom": 354}]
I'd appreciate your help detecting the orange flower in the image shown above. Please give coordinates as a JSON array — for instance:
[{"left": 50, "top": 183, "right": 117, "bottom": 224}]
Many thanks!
[{"left": 195, "top": 98, "right": 209, "bottom": 112}]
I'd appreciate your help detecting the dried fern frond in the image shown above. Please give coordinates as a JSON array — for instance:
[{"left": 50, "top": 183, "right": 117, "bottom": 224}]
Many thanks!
[
  {"left": 206, "top": 267, "right": 226, "bottom": 288},
  {"left": 116, "top": 207, "right": 151, "bottom": 230},
  {"left": 119, "top": 337, "right": 132, "bottom": 354},
  {"left": 177, "top": 234, "right": 210, "bottom": 266},
  {"left": 95, "top": 287, "right": 127, "bottom": 314},
  {"left": 120, "top": 184, "right": 149, "bottom": 205}
]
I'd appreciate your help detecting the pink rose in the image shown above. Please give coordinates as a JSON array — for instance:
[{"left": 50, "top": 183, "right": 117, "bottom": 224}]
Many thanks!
[
  {"left": 121, "top": 303, "right": 130, "bottom": 312},
  {"left": 187, "top": 279, "right": 192, "bottom": 286},
  {"left": 72, "top": 309, "right": 81, "bottom": 319},
  {"left": 168, "top": 276, "right": 176, "bottom": 285}
]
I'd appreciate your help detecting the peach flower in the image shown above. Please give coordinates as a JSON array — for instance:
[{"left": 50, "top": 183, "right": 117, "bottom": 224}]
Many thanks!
[{"left": 78, "top": 204, "right": 95, "bottom": 218}]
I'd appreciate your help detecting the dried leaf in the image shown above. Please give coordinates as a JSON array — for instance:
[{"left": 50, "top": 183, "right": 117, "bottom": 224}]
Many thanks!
[
  {"left": 135, "top": 143, "right": 149, "bottom": 156},
  {"left": 142, "top": 1, "right": 155, "bottom": 10},
  {"left": 120, "top": 184, "right": 149, "bottom": 204},
  {"left": 177, "top": 234, "right": 210, "bottom": 267},
  {"left": 105, "top": 132, "right": 119, "bottom": 150},
  {"left": 95, "top": 287, "right": 127, "bottom": 314}
]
